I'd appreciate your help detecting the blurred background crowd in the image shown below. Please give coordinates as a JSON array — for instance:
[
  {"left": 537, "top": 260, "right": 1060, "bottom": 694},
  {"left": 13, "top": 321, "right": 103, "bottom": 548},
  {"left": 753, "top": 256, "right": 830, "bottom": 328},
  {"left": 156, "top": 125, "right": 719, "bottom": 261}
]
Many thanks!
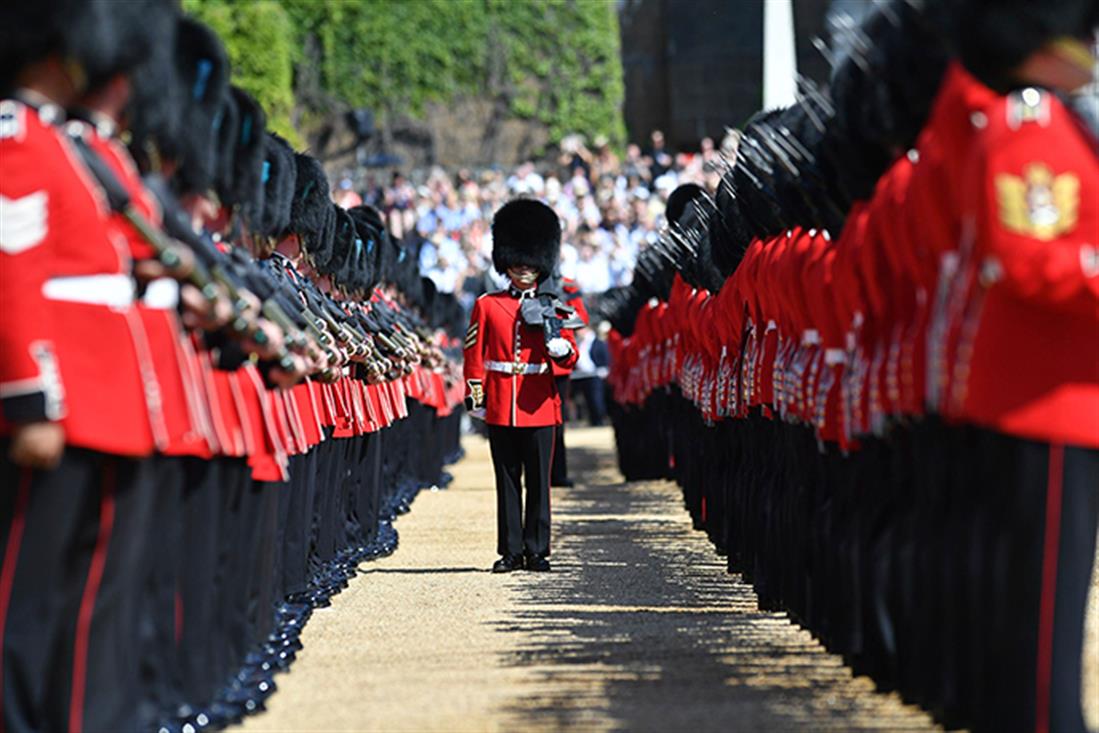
[{"left": 331, "top": 128, "right": 739, "bottom": 308}]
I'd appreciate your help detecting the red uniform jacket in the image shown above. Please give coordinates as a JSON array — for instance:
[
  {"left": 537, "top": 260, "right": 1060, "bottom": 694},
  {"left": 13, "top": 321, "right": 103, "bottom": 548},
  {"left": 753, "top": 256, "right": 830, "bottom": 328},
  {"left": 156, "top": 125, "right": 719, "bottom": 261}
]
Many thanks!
[
  {"left": 0, "top": 98, "right": 158, "bottom": 456},
  {"left": 550, "top": 276, "right": 589, "bottom": 378},
  {"left": 955, "top": 87, "right": 1099, "bottom": 448},
  {"left": 463, "top": 287, "right": 578, "bottom": 427}
]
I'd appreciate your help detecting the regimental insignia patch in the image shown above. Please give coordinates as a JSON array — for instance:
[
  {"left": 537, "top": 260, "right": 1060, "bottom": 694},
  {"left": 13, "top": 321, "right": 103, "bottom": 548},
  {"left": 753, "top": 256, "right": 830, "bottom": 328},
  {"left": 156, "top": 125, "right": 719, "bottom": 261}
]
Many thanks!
[
  {"left": 464, "top": 322, "right": 479, "bottom": 350},
  {"left": 994, "top": 163, "right": 1079, "bottom": 241}
]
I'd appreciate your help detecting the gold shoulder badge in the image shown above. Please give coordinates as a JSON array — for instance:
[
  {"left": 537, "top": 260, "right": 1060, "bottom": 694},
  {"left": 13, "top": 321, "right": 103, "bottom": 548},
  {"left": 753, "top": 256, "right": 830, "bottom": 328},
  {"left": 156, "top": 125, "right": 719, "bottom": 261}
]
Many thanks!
[{"left": 994, "top": 162, "right": 1079, "bottom": 241}]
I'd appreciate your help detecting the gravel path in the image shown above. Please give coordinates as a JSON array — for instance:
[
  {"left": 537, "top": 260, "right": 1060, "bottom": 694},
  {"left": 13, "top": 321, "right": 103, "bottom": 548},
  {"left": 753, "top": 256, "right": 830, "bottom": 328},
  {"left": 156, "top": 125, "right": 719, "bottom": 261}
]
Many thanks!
[{"left": 239, "top": 425, "right": 1097, "bottom": 732}]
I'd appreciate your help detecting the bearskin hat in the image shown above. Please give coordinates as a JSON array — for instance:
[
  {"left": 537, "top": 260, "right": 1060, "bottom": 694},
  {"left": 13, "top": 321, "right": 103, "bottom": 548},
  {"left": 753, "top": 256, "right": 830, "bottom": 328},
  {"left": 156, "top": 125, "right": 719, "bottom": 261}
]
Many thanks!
[
  {"left": 376, "top": 224, "right": 403, "bottom": 287},
  {"left": 711, "top": 180, "right": 753, "bottom": 277},
  {"left": 258, "top": 133, "right": 295, "bottom": 238},
  {"left": 227, "top": 87, "right": 266, "bottom": 225},
  {"left": 346, "top": 205, "right": 383, "bottom": 292},
  {"left": 950, "top": 0, "right": 1098, "bottom": 92},
  {"left": 307, "top": 203, "right": 338, "bottom": 272},
  {"left": 665, "top": 183, "right": 706, "bottom": 226},
  {"left": 490, "top": 198, "right": 561, "bottom": 277},
  {"left": 212, "top": 88, "right": 239, "bottom": 205},
  {"left": 396, "top": 235, "right": 425, "bottom": 304},
  {"left": 289, "top": 153, "right": 331, "bottom": 249},
  {"left": 172, "top": 17, "right": 230, "bottom": 196},
  {"left": 74, "top": 0, "right": 175, "bottom": 94},
  {"left": 323, "top": 207, "right": 355, "bottom": 280},
  {"left": 420, "top": 276, "right": 439, "bottom": 324},
  {"left": 126, "top": 2, "right": 182, "bottom": 171},
  {"left": 0, "top": 0, "right": 88, "bottom": 94}
]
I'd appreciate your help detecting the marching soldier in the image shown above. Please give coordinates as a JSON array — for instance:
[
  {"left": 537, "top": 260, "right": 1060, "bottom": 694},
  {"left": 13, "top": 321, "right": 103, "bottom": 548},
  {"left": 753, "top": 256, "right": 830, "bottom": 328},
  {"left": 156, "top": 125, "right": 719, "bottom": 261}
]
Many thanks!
[{"left": 463, "top": 199, "right": 580, "bottom": 572}]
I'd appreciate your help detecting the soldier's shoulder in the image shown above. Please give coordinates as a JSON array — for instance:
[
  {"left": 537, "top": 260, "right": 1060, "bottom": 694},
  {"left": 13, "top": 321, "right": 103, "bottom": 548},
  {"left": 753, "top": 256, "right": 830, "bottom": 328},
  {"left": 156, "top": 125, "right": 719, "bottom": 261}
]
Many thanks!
[
  {"left": 479, "top": 290, "right": 510, "bottom": 303},
  {"left": 0, "top": 99, "right": 60, "bottom": 148},
  {"left": 982, "top": 87, "right": 1073, "bottom": 135}
]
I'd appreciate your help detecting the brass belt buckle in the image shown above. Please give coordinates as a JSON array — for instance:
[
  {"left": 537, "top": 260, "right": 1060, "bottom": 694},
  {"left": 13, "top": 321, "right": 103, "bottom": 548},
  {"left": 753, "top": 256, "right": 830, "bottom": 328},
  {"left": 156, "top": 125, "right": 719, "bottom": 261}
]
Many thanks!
[{"left": 512, "top": 361, "right": 524, "bottom": 375}]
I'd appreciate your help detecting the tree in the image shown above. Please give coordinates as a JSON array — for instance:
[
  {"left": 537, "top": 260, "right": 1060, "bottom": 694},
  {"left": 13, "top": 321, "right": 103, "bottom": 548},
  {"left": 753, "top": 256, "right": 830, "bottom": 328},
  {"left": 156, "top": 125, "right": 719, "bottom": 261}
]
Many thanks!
[{"left": 184, "top": 0, "right": 626, "bottom": 158}]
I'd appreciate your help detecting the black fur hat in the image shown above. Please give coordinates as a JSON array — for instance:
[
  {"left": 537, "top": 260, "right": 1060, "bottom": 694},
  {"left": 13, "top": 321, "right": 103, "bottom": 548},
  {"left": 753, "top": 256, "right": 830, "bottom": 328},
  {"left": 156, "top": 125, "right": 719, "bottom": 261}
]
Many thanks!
[
  {"left": 825, "top": 0, "right": 951, "bottom": 199},
  {"left": 324, "top": 207, "right": 356, "bottom": 279},
  {"left": 126, "top": 2, "right": 182, "bottom": 171},
  {"left": 711, "top": 181, "right": 753, "bottom": 277},
  {"left": 289, "top": 152, "right": 331, "bottom": 251},
  {"left": 376, "top": 225, "right": 403, "bottom": 286},
  {"left": 420, "top": 276, "right": 439, "bottom": 324},
  {"left": 950, "top": 0, "right": 1097, "bottom": 92},
  {"left": 227, "top": 87, "right": 266, "bottom": 225},
  {"left": 0, "top": 0, "right": 85, "bottom": 92},
  {"left": 306, "top": 203, "right": 338, "bottom": 272},
  {"left": 72, "top": 0, "right": 171, "bottom": 93},
  {"left": 346, "top": 205, "right": 382, "bottom": 292},
  {"left": 491, "top": 198, "right": 561, "bottom": 277},
  {"left": 396, "top": 235, "right": 424, "bottom": 303},
  {"left": 259, "top": 133, "right": 296, "bottom": 238},
  {"left": 665, "top": 183, "right": 706, "bottom": 225},
  {"left": 212, "top": 88, "right": 239, "bottom": 205},
  {"left": 172, "top": 17, "right": 230, "bottom": 196}
]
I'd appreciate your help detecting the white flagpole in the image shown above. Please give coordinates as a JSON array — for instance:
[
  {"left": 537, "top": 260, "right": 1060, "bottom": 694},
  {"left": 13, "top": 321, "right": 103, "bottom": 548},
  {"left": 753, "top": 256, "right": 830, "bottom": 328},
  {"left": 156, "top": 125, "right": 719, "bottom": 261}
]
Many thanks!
[{"left": 763, "top": 0, "right": 798, "bottom": 110}]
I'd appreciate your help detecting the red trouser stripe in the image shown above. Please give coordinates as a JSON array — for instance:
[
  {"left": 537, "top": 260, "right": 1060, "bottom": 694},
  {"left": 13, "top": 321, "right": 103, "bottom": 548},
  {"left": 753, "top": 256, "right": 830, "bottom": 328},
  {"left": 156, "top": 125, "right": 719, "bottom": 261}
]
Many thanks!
[
  {"left": 69, "top": 462, "right": 116, "bottom": 733},
  {"left": 1034, "top": 443, "right": 1064, "bottom": 733},
  {"left": 0, "top": 470, "right": 32, "bottom": 733}
]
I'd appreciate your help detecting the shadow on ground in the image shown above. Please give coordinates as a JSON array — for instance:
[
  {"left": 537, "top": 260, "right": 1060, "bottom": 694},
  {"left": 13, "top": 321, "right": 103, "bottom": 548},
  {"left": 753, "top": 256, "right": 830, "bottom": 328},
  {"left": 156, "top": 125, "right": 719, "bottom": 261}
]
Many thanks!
[{"left": 492, "top": 436, "right": 938, "bottom": 732}]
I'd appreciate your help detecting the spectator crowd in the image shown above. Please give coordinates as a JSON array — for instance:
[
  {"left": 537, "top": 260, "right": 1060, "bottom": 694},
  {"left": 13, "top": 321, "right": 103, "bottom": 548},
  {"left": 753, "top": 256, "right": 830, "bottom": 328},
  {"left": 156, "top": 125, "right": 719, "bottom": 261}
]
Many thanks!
[{"left": 332, "top": 130, "right": 739, "bottom": 307}]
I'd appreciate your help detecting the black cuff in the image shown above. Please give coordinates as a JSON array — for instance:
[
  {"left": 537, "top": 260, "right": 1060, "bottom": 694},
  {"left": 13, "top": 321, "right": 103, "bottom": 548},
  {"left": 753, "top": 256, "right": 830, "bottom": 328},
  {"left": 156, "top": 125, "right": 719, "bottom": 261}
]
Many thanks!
[{"left": 2, "top": 392, "right": 50, "bottom": 424}]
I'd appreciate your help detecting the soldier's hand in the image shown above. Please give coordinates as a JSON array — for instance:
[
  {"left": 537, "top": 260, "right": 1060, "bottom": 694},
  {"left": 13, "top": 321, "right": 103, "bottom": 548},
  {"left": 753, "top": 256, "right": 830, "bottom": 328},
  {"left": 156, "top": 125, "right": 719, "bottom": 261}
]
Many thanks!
[
  {"left": 9, "top": 421, "right": 65, "bottom": 470},
  {"left": 267, "top": 353, "right": 307, "bottom": 389},
  {"left": 180, "top": 284, "right": 233, "bottom": 331},
  {"left": 134, "top": 257, "right": 171, "bottom": 283},
  {"left": 134, "top": 245, "right": 196, "bottom": 283},
  {"left": 244, "top": 319, "right": 285, "bottom": 360}
]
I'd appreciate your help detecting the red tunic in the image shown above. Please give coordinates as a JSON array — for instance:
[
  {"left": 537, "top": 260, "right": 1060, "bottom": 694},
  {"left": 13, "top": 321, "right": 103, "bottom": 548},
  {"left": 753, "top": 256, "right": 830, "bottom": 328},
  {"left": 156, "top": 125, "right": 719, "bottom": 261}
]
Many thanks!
[
  {"left": 84, "top": 118, "right": 209, "bottom": 456},
  {"left": 954, "top": 87, "right": 1099, "bottom": 448},
  {"left": 463, "top": 289, "right": 578, "bottom": 427},
  {"left": 0, "top": 98, "right": 158, "bottom": 456}
]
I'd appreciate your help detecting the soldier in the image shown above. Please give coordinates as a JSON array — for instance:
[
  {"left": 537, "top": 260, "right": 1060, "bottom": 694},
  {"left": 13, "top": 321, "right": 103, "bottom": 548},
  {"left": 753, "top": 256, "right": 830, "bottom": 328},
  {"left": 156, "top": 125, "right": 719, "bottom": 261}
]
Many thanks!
[
  {"left": 0, "top": 2, "right": 173, "bottom": 730},
  {"left": 463, "top": 199, "right": 580, "bottom": 572},
  {"left": 946, "top": 2, "right": 1099, "bottom": 730}
]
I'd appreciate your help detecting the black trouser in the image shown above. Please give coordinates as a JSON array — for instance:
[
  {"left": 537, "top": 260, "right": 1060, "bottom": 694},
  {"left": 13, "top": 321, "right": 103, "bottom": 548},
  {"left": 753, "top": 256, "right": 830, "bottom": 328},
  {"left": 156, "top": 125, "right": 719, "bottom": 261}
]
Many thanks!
[
  {"left": 137, "top": 455, "right": 185, "bottom": 725},
  {"left": 488, "top": 425, "right": 555, "bottom": 558},
  {"left": 0, "top": 445, "right": 155, "bottom": 733},
  {"left": 972, "top": 435, "right": 1098, "bottom": 733},
  {"left": 551, "top": 376, "right": 570, "bottom": 484}
]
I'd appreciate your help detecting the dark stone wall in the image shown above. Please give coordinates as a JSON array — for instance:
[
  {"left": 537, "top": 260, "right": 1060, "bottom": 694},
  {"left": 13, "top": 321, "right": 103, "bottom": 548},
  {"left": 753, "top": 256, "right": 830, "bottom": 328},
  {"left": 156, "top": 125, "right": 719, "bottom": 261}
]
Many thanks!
[{"left": 618, "top": 0, "right": 832, "bottom": 151}]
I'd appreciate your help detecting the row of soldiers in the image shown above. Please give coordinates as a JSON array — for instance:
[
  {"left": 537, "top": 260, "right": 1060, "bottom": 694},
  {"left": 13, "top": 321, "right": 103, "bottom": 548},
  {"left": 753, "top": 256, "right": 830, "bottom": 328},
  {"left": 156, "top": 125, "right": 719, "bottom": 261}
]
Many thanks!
[
  {"left": 0, "top": 2, "right": 466, "bottom": 732},
  {"left": 603, "top": 1, "right": 1098, "bottom": 732}
]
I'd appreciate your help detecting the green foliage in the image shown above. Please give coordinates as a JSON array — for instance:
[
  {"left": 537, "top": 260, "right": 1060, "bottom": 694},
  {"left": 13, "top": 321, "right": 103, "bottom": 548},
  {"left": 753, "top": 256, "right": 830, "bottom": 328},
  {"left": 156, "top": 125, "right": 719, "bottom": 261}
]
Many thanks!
[{"left": 183, "top": 0, "right": 625, "bottom": 152}]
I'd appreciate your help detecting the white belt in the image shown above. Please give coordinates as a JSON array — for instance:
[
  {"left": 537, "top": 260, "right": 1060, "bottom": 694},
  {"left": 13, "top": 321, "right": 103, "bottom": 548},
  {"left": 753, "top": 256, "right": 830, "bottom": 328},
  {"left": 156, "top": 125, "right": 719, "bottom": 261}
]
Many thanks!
[
  {"left": 825, "top": 348, "right": 846, "bottom": 366},
  {"left": 43, "top": 274, "right": 134, "bottom": 307},
  {"left": 485, "top": 360, "right": 549, "bottom": 375},
  {"left": 801, "top": 329, "right": 821, "bottom": 346}
]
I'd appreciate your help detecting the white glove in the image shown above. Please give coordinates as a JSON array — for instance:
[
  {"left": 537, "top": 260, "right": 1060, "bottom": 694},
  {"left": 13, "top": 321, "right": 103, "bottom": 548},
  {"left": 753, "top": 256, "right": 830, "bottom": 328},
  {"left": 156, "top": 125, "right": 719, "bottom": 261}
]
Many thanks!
[{"left": 546, "top": 337, "right": 572, "bottom": 359}]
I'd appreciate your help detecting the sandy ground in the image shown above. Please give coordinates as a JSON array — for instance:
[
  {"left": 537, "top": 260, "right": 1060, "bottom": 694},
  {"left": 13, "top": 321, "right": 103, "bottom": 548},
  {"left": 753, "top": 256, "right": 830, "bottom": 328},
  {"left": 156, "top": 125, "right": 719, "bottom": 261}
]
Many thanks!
[{"left": 239, "top": 425, "right": 1099, "bottom": 733}]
